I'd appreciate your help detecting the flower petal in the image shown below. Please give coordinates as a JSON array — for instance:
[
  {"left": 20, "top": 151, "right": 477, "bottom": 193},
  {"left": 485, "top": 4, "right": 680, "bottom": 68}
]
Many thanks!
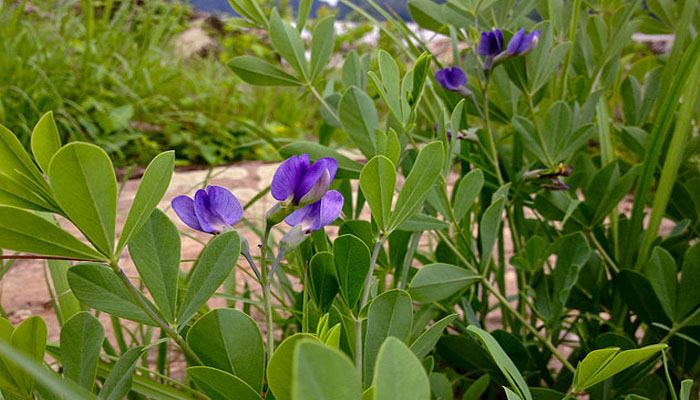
[
  {"left": 477, "top": 32, "right": 492, "bottom": 56},
  {"left": 194, "top": 189, "right": 220, "bottom": 233},
  {"left": 315, "top": 190, "right": 344, "bottom": 230},
  {"left": 172, "top": 195, "right": 202, "bottom": 231},
  {"left": 284, "top": 202, "right": 315, "bottom": 228},
  {"left": 507, "top": 28, "right": 526, "bottom": 54},
  {"left": 435, "top": 69, "right": 449, "bottom": 89},
  {"left": 294, "top": 158, "right": 335, "bottom": 204},
  {"left": 271, "top": 155, "right": 308, "bottom": 201},
  {"left": 206, "top": 185, "right": 243, "bottom": 226}
]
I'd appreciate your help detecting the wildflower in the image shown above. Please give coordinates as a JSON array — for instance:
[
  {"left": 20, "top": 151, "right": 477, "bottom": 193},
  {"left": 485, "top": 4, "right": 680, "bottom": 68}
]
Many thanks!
[
  {"left": 525, "top": 164, "right": 572, "bottom": 191},
  {"left": 172, "top": 185, "right": 243, "bottom": 233},
  {"left": 477, "top": 29, "right": 504, "bottom": 57},
  {"left": 279, "top": 190, "right": 344, "bottom": 253},
  {"left": 506, "top": 28, "right": 540, "bottom": 56},
  {"left": 271, "top": 155, "right": 338, "bottom": 207},
  {"left": 435, "top": 67, "right": 471, "bottom": 96}
]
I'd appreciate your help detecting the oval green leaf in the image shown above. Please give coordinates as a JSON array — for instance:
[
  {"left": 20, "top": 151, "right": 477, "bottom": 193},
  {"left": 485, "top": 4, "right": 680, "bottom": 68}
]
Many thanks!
[
  {"left": 187, "top": 309, "right": 265, "bottom": 392},
  {"left": 49, "top": 143, "right": 117, "bottom": 257}
]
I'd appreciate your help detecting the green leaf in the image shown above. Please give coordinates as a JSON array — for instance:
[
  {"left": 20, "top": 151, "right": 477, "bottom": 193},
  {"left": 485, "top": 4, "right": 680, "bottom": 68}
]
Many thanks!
[
  {"left": 267, "top": 334, "right": 318, "bottom": 400},
  {"left": 309, "top": 251, "right": 339, "bottom": 312},
  {"left": 408, "top": 0, "right": 445, "bottom": 31},
  {"left": 60, "top": 312, "right": 104, "bottom": 391},
  {"left": 47, "top": 259, "right": 82, "bottom": 324},
  {"left": 409, "top": 314, "right": 458, "bottom": 360},
  {"left": 453, "top": 169, "right": 483, "bottom": 222},
  {"left": 342, "top": 51, "right": 366, "bottom": 90},
  {"left": 310, "top": 16, "right": 335, "bottom": 80},
  {"left": 178, "top": 231, "right": 241, "bottom": 325},
  {"left": 117, "top": 151, "right": 175, "bottom": 253},
  {"left": 0, "top": 172, "right": 57, "bottom": 212},
  {"left": 49, "top": 143, "right": 117, "bottom": 257},
  {"left": 373, "top": 50, "right": 404, "bottom": 124},
  {"left": 573, "top": 344, "right": 667, "bottom": 390},
  {"left": 398, "top": 213, "right": 450, "bottom": 232},
  {"left": 645, "top": 246, "right": 678, "bottom": 321},
  {"left": 587, "top": 162, "right": 639, "bottom": 226},
  {"left": 128, "top": 209, "right": 181, "bottom": 322},
  {"left": 680, "top": 379, "right": 693, "bottom": 400},
  {"left": 292, "top": 340, "right": 361, "bottom": 400},
  {"left": 374, "top": 337, "right": 430, "bottom": 400},
  {"left": 98, "top": 346, "right": 144, "bottom": 400},
  {"left": 409, "top": 264, "right": 479, "bottom": 303},
  {"left": 67, "top": 263, "right": 155, "bottom": 326},
  {"left": 339, "top": 87, "right": 379, "bottom": 158},
  {"left": 462, "top": 375, "right": 490, "bottom": 400},
  {"left": 467, "top": 326, "right": 532, "bottom": 400},
  {"left": 269, "top": 8, "right": 307, "bottom": 79},
  {"left": 364, "top": 290, "right": 413, "bottom": 382},
  {"left": 0, "top": 206, "right": 107, "bottom": 261},
  {"left": 677, "top": 242, "right": 700, "bottom": 319},
  {"left": 187, "top": 367, "right": 262, "bottom": 400},
  {"left": 9, "top": 316, "right": 47, "bottom": 394},
  {"left": 480, "top": 197, "right": 506, "bottom": 268},
  {"left": 0, "top": 123, "right": 50, "bottom": 194},
  {"left": 227, "top": 56, "right": 302, "bottom": 86},
  {"left": 389, "top": 142, "right": 444, "bottom": 232},
  {"left": 333, "top": 234, "right": 371, "bottom": 309},
  {"left": 0, "top": 317, "right": 20, "bottom": 393},
  {"left": 279, "top": 141, "right": 363, "bottom": 179},
  {"left": 360, "top": 156, "right": 396, "bottom": 231},
  {"left": 512, "top": 116, "right": 549, "bottom": 166},
  {"left": 30, "top": 111, "right": 62, "bottom": 174},
  {"left": 187, "top": 309, "right": 265, "bottom": 392},
  {"left": 0, "top": 339, "right": 94, "bottom": 400}
]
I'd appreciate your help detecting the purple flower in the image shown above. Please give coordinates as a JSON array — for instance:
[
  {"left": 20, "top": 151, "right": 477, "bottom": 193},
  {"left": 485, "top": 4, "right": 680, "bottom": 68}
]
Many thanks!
[
  {"left": 271, "top": 155, "right": 338, "bottom": 207},
  {"left": 506, "top": 28, "right": 540, "bottom": 56},
  {"left": 285, "top": 190, "right": 344, "bottom": 234},
  {"left": 172, "top": 185, "right": 243, "bottom": 233},
  {"left": 277, "top": 190, "right": 344, "bottom": 254},
  {"left": 435, "top": 67, "right": 468, "bottom": 93},
  {"left": 477, "top": 29, "right": 504, "bottom": 57}
]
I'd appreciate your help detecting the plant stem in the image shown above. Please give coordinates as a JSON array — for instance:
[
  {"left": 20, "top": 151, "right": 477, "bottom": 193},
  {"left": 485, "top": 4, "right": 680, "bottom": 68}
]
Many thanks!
[
  {"left": 660, "top": 306, "right": 700, "bottom": 344},
  {"left": 259, "top": 225, "right": 275, "bottom": 359},
  {"left": 585, "top": 231, "right": 619, "bottom": 274},
  {"left": 482, "top": 84, "right": 504, "bottom": 186},
  {"left": 307, "top": 83, "right": 341, "bottom": 126},
  {"left": 355, "top": 238, "right": 385, "bottom": 381},
  {"left": 435, "top": 231, "right": 576, "bottom": 373},
  {"left": 109, "top": 262, "right": 202, "bottom": 365}
]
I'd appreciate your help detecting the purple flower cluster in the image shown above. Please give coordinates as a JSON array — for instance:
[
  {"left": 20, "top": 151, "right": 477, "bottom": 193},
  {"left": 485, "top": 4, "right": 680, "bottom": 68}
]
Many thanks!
[
  {"left": 172, "top": 154, "right": 343, "bottom": 236},
  {"left": 434, "top": 27, "right": 540, "bottom": 93}
]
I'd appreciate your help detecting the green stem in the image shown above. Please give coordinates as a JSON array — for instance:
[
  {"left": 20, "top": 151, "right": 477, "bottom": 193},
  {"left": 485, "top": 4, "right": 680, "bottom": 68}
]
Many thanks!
[
  {"left": 585, "top": 231, "right": 620, "bottom": 274},
  {"left": 526, "top": 94, "right": 555, "bottom": 168},
  {"left": 307, "top": 83, "right": 341, "bottom": 127},
  {"left": 660, "top": 306, "right": 700, "bottom": 344},
  {"left": 109, "top": 262, "right": 202, "bottom": 365},
  {"left": 355, "top": 238, "right": 385, "bottom": 381},
  {"left": 435, "top": 231, "right": 576, "bottom": 373},
  {"left": 483, "top": 84, "right": 504, "bottom": 186},
  {"left": 260, "top": 225, "right": 275, "bottom": 359}
]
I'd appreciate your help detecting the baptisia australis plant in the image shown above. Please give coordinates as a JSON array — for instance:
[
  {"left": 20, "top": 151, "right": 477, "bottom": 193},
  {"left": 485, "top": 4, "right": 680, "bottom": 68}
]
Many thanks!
[{"left": 172, "top": 154, "right": 343, "bottom": 357}]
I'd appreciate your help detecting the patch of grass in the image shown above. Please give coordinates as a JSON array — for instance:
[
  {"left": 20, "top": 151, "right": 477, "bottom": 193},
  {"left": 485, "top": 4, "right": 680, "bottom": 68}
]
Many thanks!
[{"left": 0, "top": 0, "right": 317, "bottom": 166}]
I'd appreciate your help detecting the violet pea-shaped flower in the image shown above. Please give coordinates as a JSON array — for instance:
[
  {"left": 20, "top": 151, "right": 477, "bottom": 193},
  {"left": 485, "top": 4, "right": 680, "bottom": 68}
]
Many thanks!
[
  {"left": 506, "top": 28, "right": 540, "bottom": 56},
  {"left": 477, "top": 29, "right": 504, "bottom": 57},
  {"left": 435, "top": 67, "right": 471, "bottom": 96},
  {"left": 278, "top": 190, "right": 344, "bottom": 254},
  {"left": 271, "top": 154, "right": 338, "bottom": 207},
  {"left": 172, "top": 185, "right": 243, "bottom": 233}
]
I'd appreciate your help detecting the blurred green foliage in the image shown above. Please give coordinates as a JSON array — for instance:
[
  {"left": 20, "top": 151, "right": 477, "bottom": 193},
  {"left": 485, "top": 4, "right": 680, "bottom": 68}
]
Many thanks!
[{"left": 0, "top": 0, "right": 322, "bottom": 166}]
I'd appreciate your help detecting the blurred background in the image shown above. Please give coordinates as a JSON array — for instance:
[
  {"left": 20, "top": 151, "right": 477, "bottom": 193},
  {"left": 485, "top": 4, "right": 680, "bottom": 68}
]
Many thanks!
[{"left": 0, "top": 0, "right": 408, "bottom": 168}]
